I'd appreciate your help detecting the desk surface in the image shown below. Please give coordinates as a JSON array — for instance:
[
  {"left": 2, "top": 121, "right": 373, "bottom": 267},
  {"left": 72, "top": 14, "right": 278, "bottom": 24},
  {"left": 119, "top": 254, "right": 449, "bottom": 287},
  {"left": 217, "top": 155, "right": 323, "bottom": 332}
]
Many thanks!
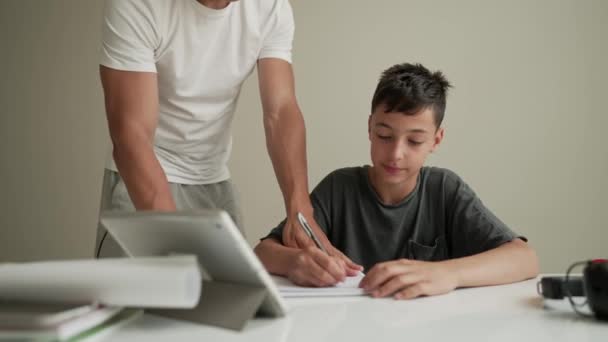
[{"left": 84, "top": 277, "right": 607, "bottom": 342}]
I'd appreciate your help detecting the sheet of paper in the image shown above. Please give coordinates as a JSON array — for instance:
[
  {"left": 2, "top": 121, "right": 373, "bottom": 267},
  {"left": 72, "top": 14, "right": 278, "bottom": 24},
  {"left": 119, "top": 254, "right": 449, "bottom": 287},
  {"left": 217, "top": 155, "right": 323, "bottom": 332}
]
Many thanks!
[
  {"left": 0, "top": 256, "right": 201, "bottom": 308},
  {"left": 271, "top": 272, "right": 366, "bottom": 297}
]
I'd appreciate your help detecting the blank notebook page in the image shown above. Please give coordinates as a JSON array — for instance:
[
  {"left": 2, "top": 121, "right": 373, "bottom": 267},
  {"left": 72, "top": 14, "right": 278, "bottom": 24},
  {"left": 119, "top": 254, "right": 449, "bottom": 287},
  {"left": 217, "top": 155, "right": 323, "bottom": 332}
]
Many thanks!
[{"left": 271, "top": 273, "right": 366, "bottom": 297}]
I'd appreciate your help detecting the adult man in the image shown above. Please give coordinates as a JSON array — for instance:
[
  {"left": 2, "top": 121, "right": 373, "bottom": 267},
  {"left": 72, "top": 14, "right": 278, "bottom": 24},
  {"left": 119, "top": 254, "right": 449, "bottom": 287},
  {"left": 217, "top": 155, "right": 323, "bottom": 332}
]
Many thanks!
[{"left": 94, "top": 0, "right": 360, "bottom": 272}]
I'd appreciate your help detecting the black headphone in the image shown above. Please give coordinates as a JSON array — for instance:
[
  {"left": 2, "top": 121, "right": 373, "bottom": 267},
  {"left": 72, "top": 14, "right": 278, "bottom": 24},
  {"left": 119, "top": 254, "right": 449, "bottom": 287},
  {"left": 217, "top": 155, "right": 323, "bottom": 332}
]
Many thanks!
[{"left": 538, "top": 259, "right": 608, "bottom": 321}]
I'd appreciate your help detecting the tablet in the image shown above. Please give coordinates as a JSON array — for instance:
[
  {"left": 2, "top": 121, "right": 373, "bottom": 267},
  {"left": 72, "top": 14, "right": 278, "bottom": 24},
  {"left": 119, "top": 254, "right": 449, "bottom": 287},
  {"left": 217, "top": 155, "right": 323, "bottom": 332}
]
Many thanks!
[{"left": 99, "top": 210, "right": 287, "bottom": 318}]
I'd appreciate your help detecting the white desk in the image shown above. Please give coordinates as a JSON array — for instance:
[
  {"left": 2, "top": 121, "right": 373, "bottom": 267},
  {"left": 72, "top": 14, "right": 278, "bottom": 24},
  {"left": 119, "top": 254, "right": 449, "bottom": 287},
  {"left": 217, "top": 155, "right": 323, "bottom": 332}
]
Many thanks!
[{"left": 84, "top": 277, "right": 607, "bottom": 342}]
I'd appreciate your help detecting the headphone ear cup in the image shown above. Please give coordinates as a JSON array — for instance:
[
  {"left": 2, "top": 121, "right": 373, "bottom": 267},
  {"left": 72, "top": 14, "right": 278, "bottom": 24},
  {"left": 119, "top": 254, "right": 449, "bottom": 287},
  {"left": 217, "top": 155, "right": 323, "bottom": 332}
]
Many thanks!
[{"left": 584, "top": 261, "right": 608, "bottom": 321}]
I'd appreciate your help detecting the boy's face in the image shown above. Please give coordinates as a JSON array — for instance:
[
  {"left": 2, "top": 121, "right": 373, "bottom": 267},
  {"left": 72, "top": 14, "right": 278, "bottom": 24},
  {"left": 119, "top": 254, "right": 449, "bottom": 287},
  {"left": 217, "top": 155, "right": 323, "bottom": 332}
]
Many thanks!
[{"left": 368, "top": 105, "right": 444, "bottom": 189}]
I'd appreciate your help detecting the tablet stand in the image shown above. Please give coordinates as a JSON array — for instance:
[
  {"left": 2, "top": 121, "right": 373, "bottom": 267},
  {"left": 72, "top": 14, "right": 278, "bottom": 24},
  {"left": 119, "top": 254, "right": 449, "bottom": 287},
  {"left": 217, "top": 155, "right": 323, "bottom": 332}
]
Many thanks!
[{"left": 149, "top": 280, "right": 268, "bottom": 331}]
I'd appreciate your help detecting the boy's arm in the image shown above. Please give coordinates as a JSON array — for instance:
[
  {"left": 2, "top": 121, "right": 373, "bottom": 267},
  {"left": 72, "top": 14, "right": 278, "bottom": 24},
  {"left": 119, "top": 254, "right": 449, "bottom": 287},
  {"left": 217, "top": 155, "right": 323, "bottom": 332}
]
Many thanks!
[
  {"left": 438, "top": 238, "right": 538, "bottom": 288},
  {"left": 254, "top": 238, "right": 347, "bottom": 287},
  {"left": 360, "top": 238, "right": 538, "bottom": 299}
]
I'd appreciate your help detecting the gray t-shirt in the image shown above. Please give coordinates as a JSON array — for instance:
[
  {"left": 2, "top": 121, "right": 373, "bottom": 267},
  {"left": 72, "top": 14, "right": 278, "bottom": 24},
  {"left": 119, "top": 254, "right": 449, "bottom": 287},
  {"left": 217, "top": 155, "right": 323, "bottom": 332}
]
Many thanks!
[{"left": 266, "top": 166, "right": 523, "bottom": 271}]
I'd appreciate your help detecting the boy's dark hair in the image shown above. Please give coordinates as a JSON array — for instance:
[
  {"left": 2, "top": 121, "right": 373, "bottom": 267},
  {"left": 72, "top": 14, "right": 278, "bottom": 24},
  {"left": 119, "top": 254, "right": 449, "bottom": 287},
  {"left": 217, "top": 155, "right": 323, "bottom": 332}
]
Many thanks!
[{"left": 371, "top": 63, "right": 451, "bottom": 128}]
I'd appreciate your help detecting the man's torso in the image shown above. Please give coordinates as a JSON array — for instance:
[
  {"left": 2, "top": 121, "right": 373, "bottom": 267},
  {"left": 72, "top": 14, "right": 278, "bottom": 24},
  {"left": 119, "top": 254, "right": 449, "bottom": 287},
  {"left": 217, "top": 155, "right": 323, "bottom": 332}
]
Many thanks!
[{"left": 101, "top": 0, "right": 293, "bottom": 184}]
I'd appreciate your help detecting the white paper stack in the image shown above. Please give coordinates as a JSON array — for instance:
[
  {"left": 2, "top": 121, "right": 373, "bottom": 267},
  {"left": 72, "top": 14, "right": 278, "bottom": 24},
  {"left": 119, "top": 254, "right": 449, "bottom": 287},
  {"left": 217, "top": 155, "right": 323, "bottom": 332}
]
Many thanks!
[
  {"left": 272, "top": 272, "right": 366, "bottom": 297},
  {"left": 0, "top": 255, "right": 202, "bottom": 308}
]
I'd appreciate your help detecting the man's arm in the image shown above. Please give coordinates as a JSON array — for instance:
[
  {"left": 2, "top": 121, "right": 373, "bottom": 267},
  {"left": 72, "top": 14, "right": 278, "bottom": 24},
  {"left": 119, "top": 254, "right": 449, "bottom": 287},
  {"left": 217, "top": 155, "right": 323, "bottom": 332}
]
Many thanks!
[
  {"left": 257, "top": 58, "right": 362, "bottom": 272},
  {"left": 257, "top": 58, "right": 311, "bottom": 244},
  {"left": 254, "top": 238, "right": 347, "bottom": 287},
  {"left": 359, "top": 239, "right": 539, "bottom": 299},
  {"left": 100, "top": 65, "right": 176, "bottom": 211}
]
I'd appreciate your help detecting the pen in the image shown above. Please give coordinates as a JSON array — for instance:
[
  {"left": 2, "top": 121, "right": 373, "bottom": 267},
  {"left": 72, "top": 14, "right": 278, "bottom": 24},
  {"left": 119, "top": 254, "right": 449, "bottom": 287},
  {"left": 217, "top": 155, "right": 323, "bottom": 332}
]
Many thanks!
[{"left": 296, "top": 212, "right": 328, "bottom": 255}]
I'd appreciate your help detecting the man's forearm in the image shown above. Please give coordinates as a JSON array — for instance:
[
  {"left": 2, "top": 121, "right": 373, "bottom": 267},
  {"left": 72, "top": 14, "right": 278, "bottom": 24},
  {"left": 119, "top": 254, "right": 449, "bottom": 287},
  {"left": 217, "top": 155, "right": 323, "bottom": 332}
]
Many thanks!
[
  {"left": 442, "top": 239, "right": 539, "bottom": 288},
  {"left": 264, "top": 105, "right": 311, "bottom": 215},
  {"left": 111, "top": 128, "right": 176, "bottom": 211},
  {"left": 100, "top": 66, "right": 170, "bottom": 210}
]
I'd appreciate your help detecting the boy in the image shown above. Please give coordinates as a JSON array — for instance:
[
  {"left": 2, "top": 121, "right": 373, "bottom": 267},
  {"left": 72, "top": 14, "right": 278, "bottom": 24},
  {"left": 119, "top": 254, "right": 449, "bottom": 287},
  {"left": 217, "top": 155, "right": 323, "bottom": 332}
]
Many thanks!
[{"left": 254, "top": 63, "right": 539, "bottom": 299}]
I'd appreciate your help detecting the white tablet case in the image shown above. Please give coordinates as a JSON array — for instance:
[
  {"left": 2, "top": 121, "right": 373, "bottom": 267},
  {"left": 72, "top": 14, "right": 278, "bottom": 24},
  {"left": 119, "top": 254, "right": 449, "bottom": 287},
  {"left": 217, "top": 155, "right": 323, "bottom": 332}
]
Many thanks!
[{"left": 99, "top": 210, "right": 288, "bottom": 330}]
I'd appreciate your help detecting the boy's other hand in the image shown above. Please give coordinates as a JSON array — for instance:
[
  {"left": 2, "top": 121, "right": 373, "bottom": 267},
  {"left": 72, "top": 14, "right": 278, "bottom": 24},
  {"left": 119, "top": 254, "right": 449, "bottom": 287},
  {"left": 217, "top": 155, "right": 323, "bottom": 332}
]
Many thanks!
[
  {"left": 286, "top": 246, "right": 347, "bottom": 287},
  {"left": 359, "top": 259, "right": 459, "bottom": 299},
  {"left": 282, "top": 212, "right": 363, "bottom": 276}
]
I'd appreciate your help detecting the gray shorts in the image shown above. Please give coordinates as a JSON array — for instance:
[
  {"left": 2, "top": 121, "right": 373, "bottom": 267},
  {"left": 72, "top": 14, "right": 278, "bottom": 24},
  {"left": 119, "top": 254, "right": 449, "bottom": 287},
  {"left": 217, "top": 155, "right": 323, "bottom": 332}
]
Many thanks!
[{"left": 94, "top": 170, "right": 244, "bottom": 258}]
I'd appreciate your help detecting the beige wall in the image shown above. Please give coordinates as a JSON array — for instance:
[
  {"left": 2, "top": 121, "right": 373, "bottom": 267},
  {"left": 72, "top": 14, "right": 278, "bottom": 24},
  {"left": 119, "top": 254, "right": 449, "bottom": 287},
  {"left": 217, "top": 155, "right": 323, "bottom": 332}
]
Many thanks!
[{"left": 0, "top": 0, "right": 606, "bottom": 272}]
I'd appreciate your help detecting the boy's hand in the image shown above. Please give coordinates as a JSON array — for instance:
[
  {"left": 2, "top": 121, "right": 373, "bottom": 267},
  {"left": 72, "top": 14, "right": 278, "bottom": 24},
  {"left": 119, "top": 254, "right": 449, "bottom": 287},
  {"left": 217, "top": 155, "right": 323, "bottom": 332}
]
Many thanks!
[
  {"left": 359, "top": 259, "right": 459, "bottom": 299},
  {"left": 282, "top": 212, "right": 363, "bottom": 276},
  {"left": 326, "top": 244, "right": 363, "bottom": 276},
  {"left": 286, "top": 246, "right": 348, "bottom": 287}
]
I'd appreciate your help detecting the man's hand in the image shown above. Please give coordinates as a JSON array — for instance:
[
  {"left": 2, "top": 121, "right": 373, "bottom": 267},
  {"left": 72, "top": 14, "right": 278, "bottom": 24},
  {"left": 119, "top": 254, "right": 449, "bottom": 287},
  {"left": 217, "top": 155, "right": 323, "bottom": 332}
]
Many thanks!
[
  {"left": 359, "top": 259, "right": 459, "bottom": 300},
  {"left": 286, "top": 246, "right": 347, "bottom": 287},
  {"left": 282, "top": 211, "right": 363, "bottom": 276}
]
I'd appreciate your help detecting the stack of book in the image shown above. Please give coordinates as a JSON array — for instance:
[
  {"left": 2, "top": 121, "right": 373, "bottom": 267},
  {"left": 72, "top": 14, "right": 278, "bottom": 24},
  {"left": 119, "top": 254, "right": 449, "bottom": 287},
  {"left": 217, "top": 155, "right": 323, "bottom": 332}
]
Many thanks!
[
  {"left": 0, "top": 255, "right": 202, "bottom": 341},
  {"left": 0, "top": 301, "right": 141, "bottom": 341}
]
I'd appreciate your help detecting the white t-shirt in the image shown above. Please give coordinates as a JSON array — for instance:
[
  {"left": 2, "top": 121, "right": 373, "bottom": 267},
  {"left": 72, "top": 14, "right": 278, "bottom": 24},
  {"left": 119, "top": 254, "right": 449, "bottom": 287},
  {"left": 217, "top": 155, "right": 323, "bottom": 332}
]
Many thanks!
[{"left": 100, "top": 0, "right": 294, "bottom": 184}]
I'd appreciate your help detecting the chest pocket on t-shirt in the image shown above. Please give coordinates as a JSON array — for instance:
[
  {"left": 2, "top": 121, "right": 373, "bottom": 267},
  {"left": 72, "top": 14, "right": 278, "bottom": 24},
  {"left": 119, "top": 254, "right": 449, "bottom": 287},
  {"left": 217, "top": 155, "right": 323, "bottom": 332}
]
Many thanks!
[{"left": 407, "top": 236, "right": 447, "bottom": 261}]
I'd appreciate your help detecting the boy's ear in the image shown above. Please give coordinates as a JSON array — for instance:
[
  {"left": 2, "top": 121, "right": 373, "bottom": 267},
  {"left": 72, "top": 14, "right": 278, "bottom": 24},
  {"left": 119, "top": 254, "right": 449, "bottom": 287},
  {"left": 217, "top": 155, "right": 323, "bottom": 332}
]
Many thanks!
[
  {"left": 430, "top": 127, "right": 445, "bottom": 153},
  {"left": 367, "top": 114, "right": 372, "bottom": 138}
]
